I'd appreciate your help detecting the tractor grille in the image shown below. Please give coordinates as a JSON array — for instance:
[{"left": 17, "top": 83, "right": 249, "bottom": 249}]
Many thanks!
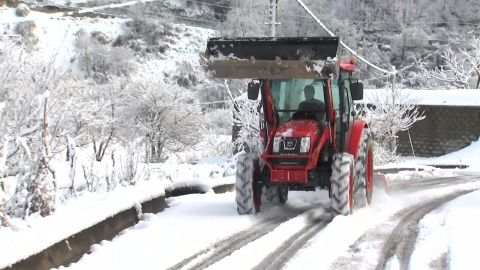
[
  {"left": 278, "top": 138, "right": 301, "bottom": 154},
  {"left": 269, "top": 158, "right": 308, "bottom": 166}
]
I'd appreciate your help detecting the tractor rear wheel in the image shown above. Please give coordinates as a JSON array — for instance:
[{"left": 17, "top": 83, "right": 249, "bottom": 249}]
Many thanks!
[
  {"left": 262, "top": 185, "right": 288, "bottom": 205},
  {"left": 330, "top": 153, "right": 354, "bottom": 218},
  {"left": 353, "top": 128, "right": 374, "bottom": 209},
  {"left": 235, "top": 153, "right": 261, "bottom": 215}
]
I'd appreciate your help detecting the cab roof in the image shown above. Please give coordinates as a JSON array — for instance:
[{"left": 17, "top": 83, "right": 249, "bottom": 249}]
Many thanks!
[{"left": 340, "top": 60, "right": 356, "bottom": 72}]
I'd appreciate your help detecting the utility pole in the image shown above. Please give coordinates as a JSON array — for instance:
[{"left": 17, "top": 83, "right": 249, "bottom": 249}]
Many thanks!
[{"left": 265, "top": 0, "right": 281, "bottom": 37}]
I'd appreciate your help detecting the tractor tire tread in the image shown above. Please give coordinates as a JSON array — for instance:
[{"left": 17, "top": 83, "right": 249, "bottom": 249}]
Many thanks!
[
  {"left": 235, "top": 153, "right": 257, "bottom": 215},
  {"left": 353, "top": 128, "right": 371, "bottom": 209},
  {"left": 330, "top": 153, "right": 354, "bottom": 218}
]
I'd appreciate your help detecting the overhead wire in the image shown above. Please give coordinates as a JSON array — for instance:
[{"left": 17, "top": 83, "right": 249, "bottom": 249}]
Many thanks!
[
  {"left": 181, "top": 0, "right": 480, "bottom": 26},
  {"left": 295, "top": 0, "right": 390, "bottom": 75}
]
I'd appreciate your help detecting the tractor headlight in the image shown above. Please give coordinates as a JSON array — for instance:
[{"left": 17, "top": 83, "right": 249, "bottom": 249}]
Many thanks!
[
  {"left": 273, "top": 137, "right": 281, "bottom": 152},
  {"left": 300, "top": 137, "right": 311, "bottom": 153}
]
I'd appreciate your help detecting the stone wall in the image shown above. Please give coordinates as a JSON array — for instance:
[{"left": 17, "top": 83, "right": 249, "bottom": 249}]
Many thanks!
[{"left": 396, "top": 105, "right": 480, "bottom": 157}]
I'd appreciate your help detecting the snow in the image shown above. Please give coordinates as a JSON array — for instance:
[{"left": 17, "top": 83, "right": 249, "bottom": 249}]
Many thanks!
[
  {"left": 281, "top": 128, "right": 294, "bottom": 137},
  {"left": 408, "top": 208, "right": 450, "bottom": 270},
  {"left": 61, "top": 192, "right": 259, "bottom": 270},
  {"left": 205, "top": 212, "right": 319, "bottom": 270},
  {"left": 0, "top": 151, "right": 238, "bottom": 268},
  {"left": 134, "top": 22, "right": 217, "bottom": 82},
  {"left": 286, "top": 181, "right": 480, "bottom": 270},
  {"left": 167, "top": 176, "right": 234, "bottom": 193},
  {"left": 0, "top": 180, "right": 165, "bottom": 269},
  {"left": 2, "top": 7, "right": 217, "bottom": 87},
  {"left": 445, "top": 191, "right": 480, "bottom": 270},
  {"left": 399, "top": 139, "right": 480, "bottom": 170},
  {"left": 361, "top": 89, "right": 480, "bottom": 107},
  {"left": 48, "top": 190, "right": 327, "bottom": 269},
  {"left": 382, "top": 167, "right": 457, "bottom": 183},
  {"left": 54, "top": 179, "right": 480, "bottom": 270},
  {"left": 409, "top": 189, "right": 480, "bottom": 270},
  {"left": 0, "top": 9, "right": 128, "bottom": 76}
]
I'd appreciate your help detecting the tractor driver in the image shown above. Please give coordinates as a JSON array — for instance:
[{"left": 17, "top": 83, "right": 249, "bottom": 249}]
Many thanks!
[{"left": 298, "top": 85, "right": 326, "bottom": 127}]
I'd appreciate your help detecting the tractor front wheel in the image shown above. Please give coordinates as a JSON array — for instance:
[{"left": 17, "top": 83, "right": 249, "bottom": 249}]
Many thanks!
[
  {"left": 235, "top": 153, "right": 262, "bottom": 215},
  {"left": 330, "top": 153, "right": 354, "bottom": 218},
  {"left": 353, "top": 128, "right": 374, "bottom": 209}
]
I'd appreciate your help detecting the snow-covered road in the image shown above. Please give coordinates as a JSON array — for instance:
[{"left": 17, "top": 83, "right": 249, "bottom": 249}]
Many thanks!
[{"left": 61, "top": 176, "right": 480, "bottom": 270}]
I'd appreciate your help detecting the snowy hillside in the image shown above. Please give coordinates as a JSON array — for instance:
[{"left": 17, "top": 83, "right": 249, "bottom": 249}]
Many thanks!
[{"left": 0, "top": 4, "right": 242, "bottom": 231}]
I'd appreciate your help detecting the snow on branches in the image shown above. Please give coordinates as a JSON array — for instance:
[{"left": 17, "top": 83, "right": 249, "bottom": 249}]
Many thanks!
[
  {"left": 422, "top": 36, "right": 480, "bottom": 89},
  {"left": 0, "top": 40, "right": 77, "bottom": 219},
  {"left": 357, "top": 81, "right": 425, "bottom": 164},
  {"left": 127, "top": 74, "right": 203, "bottom": 163},
  {"left": 225, "top": 81, "right": 261, "bottom": 155}
]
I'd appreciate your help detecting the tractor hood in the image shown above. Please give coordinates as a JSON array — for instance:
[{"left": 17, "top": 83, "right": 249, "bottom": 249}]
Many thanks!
[{"left": 275, "top": 120, "right": 321, "bottom": 138}]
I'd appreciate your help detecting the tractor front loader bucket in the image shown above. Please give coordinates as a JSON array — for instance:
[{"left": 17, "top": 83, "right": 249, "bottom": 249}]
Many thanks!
[{"left": 203, "top": 37, "right": 341, "bottom": 79}]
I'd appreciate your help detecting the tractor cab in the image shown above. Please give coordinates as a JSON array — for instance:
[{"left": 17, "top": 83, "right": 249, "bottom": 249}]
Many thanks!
[
  {"left": 268, "top": 63, "right": 362, "bottom": 126},
  {"left": 247, "top": 59, "right": 364, "bottom": 161}
]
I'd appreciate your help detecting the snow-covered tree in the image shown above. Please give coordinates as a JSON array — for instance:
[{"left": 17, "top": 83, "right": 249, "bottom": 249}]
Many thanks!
[
  {"left": 358, "top": 76, "right": 426, "bottom": 164},
  {"left": 0, "top": 40, "right": 89, "bottom": 219},
  {"left": 126, "top": 75, "right": 203, "bottom": 163},
  {"left": 219, "top": 0, "right": 269, "bottom": 36},
  {"left": 225, "top": 81, "right": 261, "bottom": 155},
  {"left": 75, "top": 28, "right": 135, "bottom": 84},
  {"left": 422, "top": 36, "right": 480, "bottom": 89}
]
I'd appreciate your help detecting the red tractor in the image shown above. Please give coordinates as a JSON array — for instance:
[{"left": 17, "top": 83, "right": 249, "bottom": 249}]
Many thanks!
[{"left": 204, "top": 36, "right": 375, "bottom": 218}]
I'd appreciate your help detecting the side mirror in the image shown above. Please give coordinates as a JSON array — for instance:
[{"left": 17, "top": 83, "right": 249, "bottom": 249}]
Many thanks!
[
  {"left": 247, "top": 80, "right": 260, "bottom": 100},
  {"left": 350, "top": 82, "right": 364, "bottom": 101}
]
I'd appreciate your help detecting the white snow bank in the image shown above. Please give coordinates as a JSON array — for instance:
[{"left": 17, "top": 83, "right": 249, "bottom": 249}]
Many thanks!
[
  {"left": 361, "top": 89, "right": 480, "bottom": 107},
  {"left": 445, "top": 189, "right": 480, "bottom": 270},
  {"left": 409, "top": 208, "right": 450, "bottom": 269},
  {"left": 169, "top": 176, "right": 234, "bottom": 190},
  {"left": 410, "top": 189, "right": 480, "bottom": 270},
  {"left": 383, "top": 167, "right": 457, "bottom": 183},
  {"left": 146, "top": 153, "right": 239, "bottom": 187},
  {"left": 400, "top": 139, "right": 480, "bottom": 169},
  {"left": 0, "top": 180, "right": 165, "bottom": 269}
]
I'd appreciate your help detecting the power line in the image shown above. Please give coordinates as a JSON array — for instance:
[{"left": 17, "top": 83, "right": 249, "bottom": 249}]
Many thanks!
[
  {"left": 295, "top": 0, "right": 390, "bottom": 74},
  {"left": 105, "top": 6, "right": 470, "bottom": 45}
]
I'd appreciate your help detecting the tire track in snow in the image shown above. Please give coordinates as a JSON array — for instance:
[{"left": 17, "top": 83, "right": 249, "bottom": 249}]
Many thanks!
[
  {"left": 251, "top": 220, "right": 328, "bottom": 270},
  {"left": 166, "top": 204, "right": 324, "bottom": 270},
  {"left": 330, "top": 188, "right": 477, "bottom": 270},
  {"left": 379, "top": 189, "right": 479, "bottom": 270}
]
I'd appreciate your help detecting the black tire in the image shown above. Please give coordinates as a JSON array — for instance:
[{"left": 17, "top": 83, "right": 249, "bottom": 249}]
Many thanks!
[
  {"left": 330, "top": 153, "right": 354, "bottom": 218},
  {"left": 235, "top": 153, "right": 257, "bottom": 215},
  {"left": 279, "top": 185, "right": 289, "bottom": 204},
  {"left": 262, "top": 185, "right": 288, "bottom": 205},
  {"left": 353, "top": 128, "right": 373, "bottom": 209}
]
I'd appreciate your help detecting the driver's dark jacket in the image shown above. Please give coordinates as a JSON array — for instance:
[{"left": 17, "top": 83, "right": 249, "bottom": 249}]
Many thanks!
[{"left": 298, "top": 99, "right": 326, "bottom": 126}]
